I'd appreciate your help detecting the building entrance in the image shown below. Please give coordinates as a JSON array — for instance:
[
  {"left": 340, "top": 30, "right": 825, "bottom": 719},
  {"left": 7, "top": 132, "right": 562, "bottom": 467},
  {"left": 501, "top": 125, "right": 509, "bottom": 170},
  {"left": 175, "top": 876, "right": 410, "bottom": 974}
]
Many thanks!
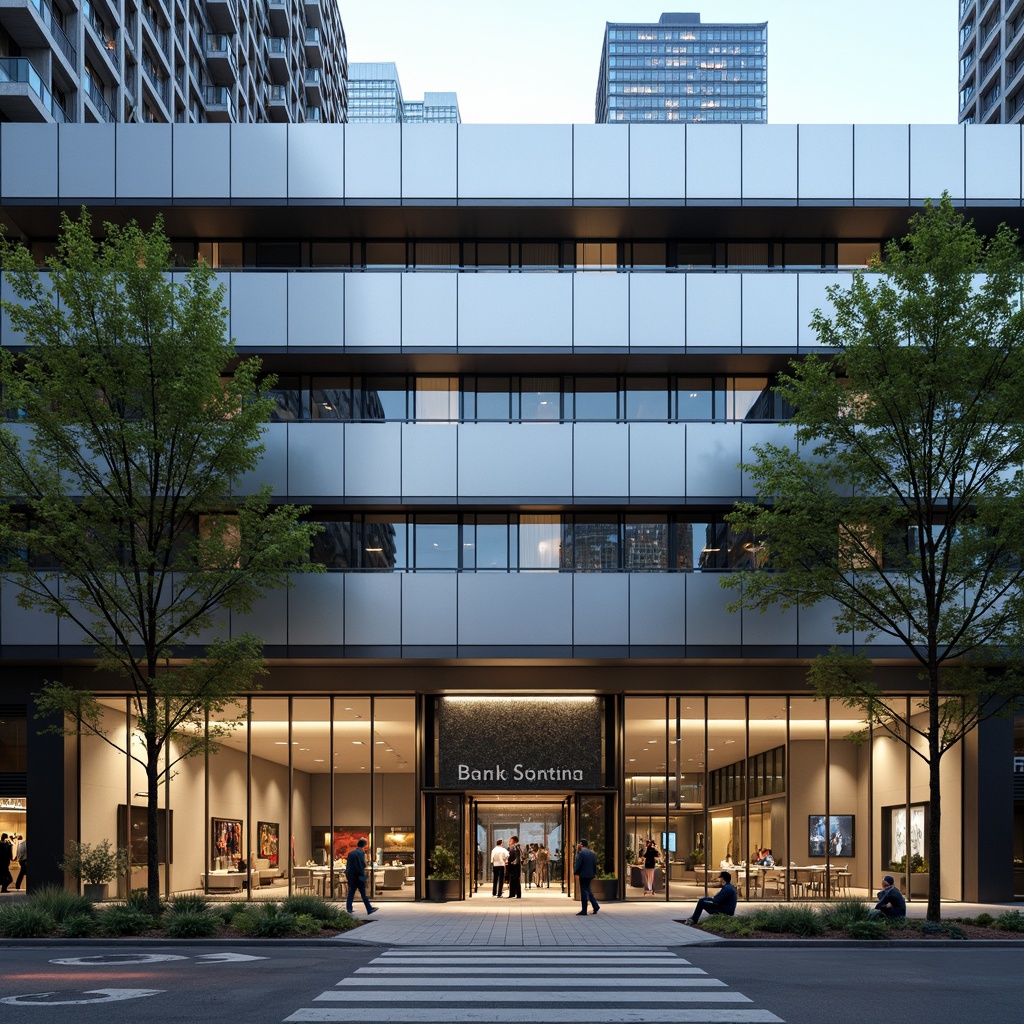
[{"left": 470, "top": 795, "right": 570, "bottom": 898}]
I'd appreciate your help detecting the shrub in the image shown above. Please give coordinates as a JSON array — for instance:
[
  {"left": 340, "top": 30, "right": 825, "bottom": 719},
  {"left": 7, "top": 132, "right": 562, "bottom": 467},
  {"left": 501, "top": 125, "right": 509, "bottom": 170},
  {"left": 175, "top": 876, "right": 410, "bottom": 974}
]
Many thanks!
[
  {"left": 751, "top": 905, "right": 825, "bottom": 937},
  {"left": 281, "top": 894, "right": 335, "bottom": 921},
  {"left": 168, "top": 893, "right": 211, "bottom": 915},
  {"left": 231, "top": 903, "right": 297, "bottom": 938},
  {"left": 28, "top": 885, "right": 96, "bottom": 924},
  {"left": 817, "top": 898, "right": 871, "bottom": 931},
  {"left": 291, "top": 913, "right": 323, "bottom": 937},
  {"left": 698, "top": 915, "right": 754, "bottom": 936},
  {"left": 59, "top": 913, "right": 98, "bottom": 938},
  {"left": 164, "top": 910, "right": 219, "bottom": 939},
  {"left": 845, "top": 919, "right": 888, "bottom": 941},
  {"left": 995, "top": 910, "right": 1024, "bottom": 932},
  {"left": 125, "top": 888, "right": 165, "bottom": 917},
  {"left": 59, "top": 840, "right": 130, "bottom": 885},
  {"left": 212, "top": 900, "right": 247, "bottom": 925},
  {"left": 98, "top": 905, "right": 153, "bottom": 937},
  {"left": 0, "top": 905, "right": 56, "bottom": 938},
  {"left": 971, "top": 912, "right": 994, "bottom": 928}
]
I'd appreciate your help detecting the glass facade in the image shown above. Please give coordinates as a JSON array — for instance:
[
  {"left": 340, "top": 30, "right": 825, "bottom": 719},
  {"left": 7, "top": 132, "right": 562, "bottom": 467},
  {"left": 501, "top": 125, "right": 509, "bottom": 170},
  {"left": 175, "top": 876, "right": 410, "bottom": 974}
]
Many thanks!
[
  {"left": 347, "top": 63, "right": 460, "bottom": 123},
  {"left": 596, "top": 13, "right": 768, "bottom": 124}
]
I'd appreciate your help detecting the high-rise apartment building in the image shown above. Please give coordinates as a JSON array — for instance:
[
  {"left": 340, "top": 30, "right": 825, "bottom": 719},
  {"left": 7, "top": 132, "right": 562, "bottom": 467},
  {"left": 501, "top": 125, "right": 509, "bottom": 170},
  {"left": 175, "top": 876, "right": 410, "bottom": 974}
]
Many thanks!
[
  {"left": 0, "top": 121, "right": 1017, "bottom": 905},
  {"left": 0, "top": 0, "right": 348, "bottom": 124},
  {"left": 957, "top": 0, "right": 1024, "bottom": 123},
  {"left": 595, "top": 11, "right": 767, "bottom": 123},
  {"left": 347, "top": 62, "right": 460, "bottom": 123}
]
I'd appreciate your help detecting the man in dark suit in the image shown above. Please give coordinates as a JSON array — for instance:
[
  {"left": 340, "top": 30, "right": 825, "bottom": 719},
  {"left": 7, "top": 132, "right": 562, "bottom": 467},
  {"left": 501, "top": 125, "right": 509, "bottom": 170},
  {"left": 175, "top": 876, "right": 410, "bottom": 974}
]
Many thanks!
[
  {"left": 344, "top": 838, "right": 377, "bottom": 916},
  {"left": 506, "top": 835, "right": 522, "bottom": 898},
  {"left": 573, "top": 839, "right": 600, "bottom": 915},
  {"left": 684, "top": 869, "right": 737, "bottom": 925}
]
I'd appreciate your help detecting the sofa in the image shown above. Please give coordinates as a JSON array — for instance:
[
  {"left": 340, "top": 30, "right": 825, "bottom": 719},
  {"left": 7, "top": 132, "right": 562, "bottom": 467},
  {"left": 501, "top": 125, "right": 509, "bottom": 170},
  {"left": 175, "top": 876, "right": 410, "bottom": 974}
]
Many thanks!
[{"left": 255, "top": 857, "right": 281, "bottom": 886}]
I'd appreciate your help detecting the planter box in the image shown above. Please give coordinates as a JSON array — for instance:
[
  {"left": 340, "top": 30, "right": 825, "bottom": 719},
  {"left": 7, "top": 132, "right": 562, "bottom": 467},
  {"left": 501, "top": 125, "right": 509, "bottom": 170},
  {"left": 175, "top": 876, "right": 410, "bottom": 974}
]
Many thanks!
[
  {"left": 427, "top": 878, "right": 462, "bottom": 902},
  {"left": 899, "top": 873, "right": 929, "bottom": 897},
  {"left": 589, "top": 878, "right": 619, "bottom": 902},
  {"left": 83, "top": 883, "right": 109, "bottom": 902}
]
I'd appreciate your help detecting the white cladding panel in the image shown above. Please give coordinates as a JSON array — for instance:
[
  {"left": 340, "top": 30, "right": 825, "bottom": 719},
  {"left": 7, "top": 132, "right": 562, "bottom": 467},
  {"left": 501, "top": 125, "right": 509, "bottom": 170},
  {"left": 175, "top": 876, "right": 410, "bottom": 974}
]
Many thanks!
[
  {"left": 686, "top": 125, "right": 742, "bottom": 199},
  {"left": 402, "top": 423, "right": 458, "bottom": 497},
  {"left": 629, "top": 424, "right": 685, "bottom": 498},
  {"left": 458, "top": 125, "right": 573, "bottom": 198},
  {"left": 401, "top": 273, "right": 457, "bottom": 348},
  {"left": 287, "top": 574, "right": 345, "bottom": 645},
  {"left": 629, "top": 274, "right": 686, "bottom": 347},
  {"left": 910, "top": 124, "right": 965, "bottom": 202},
  {"left": 573, "top": 273, "right": 629, "bottom": 347},
  {"left": 742, "top": 598, "right": 798, "bottom": 646},
  {"left": 116, "top": 125, "right": 173, "bottom": 198},
  {"left": 686, "top": 423, "right": 743, "bottom": 497},
  {"left": 401, "top": 574, "right": 458, "bottom": 645},
  {"left": 458, "top": 575, "right": 572, "bottom": 645},
  {"left": 854, "top": 125, "right": 910, "bottom": 201},
  {"left": 628, "top": 123, "right": 686, "bottom": 200},
  {"left": 572, "top": 574, "right": 630, "bottom": 646},
  {"left": 572, "top": 124, "right": 630, "bottom": 198},
  {"left": 629, "top": 574, "right": 686, "bottom": 645},
  {"left": 797, "top": 125, "right": 853, "bottom": 199},
  {"left": 796, "top": 597, "right": 848, "bottom": 647},
  {"left": 173, "top": 124, "right": 231, "bottom": 198},
  {"left": 458, "top": 274, "right": 572, "bottom": 348},
  {"left": 59, "top": 123, "right": 115, "bottom": 199},
  {"left": 742, "top": 125, "right": 797, "bottom": 199},
  {"left": 457, "top": 423, "right": 572, "bottom": 497},
  {"left": 288, "top": 272, "right": 344, "bottom": 347},
  {"left": 345, "top": 273, "right": 402, "bottom": 347},
  {"left": 742, "top": 273, "right": 799, "bottom": 349},
  {"left": 741, "top": 423, "right": 794, "bottom": 497},
  {"left": 1, "top": 123, "right": 57, "bottom": 198},
  {"left": 233, "top": 587, "right": 288, "bottom": 645},
  {"left": 798, "top": 273, "right": 848, "bottom": 348},
  {"left": 345, "top": 123, "right": 402, "bottom": 198},
  {"left": 230, "top": 272, "right": 288, "bottom": 348},
  {"left": 965, "top": 124, "right": 1022, "bottom": 200},
  {"left": 237, "top": 424, "right": 287, "bottom": 495},
  {"left": 686, "top": 274, "right": 741, "bottom": 348},
  {"left": 345, "top": 574, "right": 402, "bottom": 645},
  {"left": 1, "top": 583, "right": 58, "bottom": 645},
  {"left": 401, "top": 123, "right": 458, "bottom": 198},
  {"left": 287, "top": 124, "right": 345, "bottom": 198},
  {"left": 574, "top": 423, "right": 629, "bottom": 497},
  {"left": 344, "top": 423, "right": 402, "bottom": 497},
  {"left": 231, "top": 124, "right": 288, "bottom": 197},
  {"left": 287, "top": 423, "right": 345, "bottom": 497},
  {"left": 686, "top": 574, "right": 740, "bottom": 648}
]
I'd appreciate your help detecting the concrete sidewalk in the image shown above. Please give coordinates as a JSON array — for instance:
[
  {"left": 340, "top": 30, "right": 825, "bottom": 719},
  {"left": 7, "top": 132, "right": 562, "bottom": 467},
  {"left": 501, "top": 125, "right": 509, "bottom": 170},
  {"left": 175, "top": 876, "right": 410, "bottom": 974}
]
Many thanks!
[{"left": 332, "top": 893, "right": 1021, "bottom": 947}]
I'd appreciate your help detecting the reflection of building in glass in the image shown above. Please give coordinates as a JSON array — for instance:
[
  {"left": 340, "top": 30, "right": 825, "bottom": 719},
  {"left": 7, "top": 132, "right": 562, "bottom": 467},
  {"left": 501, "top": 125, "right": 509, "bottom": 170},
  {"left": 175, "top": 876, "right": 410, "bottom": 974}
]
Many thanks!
[{"left": 348, "top": 62, "right": 460, "bottom": 123}]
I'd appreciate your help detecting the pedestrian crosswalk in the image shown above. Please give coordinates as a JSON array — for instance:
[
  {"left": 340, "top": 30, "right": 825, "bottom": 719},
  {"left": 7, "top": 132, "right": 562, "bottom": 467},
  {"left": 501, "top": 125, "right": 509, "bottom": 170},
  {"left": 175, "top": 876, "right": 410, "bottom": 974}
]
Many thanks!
[{"left": 283, "top": 948, "right": 784, "bottom": 1023}]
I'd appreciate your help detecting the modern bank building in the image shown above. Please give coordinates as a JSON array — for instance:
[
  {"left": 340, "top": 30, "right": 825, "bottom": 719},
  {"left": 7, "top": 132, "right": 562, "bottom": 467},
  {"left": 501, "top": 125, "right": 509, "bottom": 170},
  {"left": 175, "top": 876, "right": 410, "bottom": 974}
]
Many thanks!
[{"left": 0, "top": 121, "right": 1021, "bottom": 905}]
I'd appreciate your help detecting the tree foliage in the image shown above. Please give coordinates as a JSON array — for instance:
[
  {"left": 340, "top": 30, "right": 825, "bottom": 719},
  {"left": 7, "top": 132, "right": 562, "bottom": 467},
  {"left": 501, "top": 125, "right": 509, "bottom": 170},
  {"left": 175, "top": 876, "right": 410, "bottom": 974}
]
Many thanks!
[
  {"left": 0, "top": 210, "right": 321, "bottom": 907},
  {"left": 723, "top": 195, "right": 1024, "bottom": 920}
]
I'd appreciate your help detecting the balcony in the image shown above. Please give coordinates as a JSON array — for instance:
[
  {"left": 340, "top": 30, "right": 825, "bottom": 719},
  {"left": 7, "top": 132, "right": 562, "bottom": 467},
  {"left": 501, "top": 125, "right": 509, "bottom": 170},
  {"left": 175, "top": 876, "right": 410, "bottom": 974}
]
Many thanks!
[
  {"left": 267, "top": 82, "right": 291, "bottom": 122},
  {"left": 204, "top": 33, "right": 236, "bottom": 84},
  {"left": 2, "top": 0, "right": 80, "bottom": 71},
  {"left": 267, "top": 0, "right": 289, "bottom": 35},
  {"left": 304, "top": 0, "right": 323, "bottom": 29},
  {"left": 140, "top": 3, "right": 169, "bottom": 51},
  {"left": 304, "top": 104, "right": 322, "bottom": 122},
  {"left": 83, "top": 70, "right": 114, "bottom": 122},
  {"left": 204, "top": 0, "right": 237, "bottom": 34},
  {"left": 0, "top": 55, "right": 67, "bottom": 121},
  {"left": 204, "top": 84, "right": 233, "bottom": 121},
  {"left": 304, "top": 66, "right": 321, "bottom": 103},
  {"left": 267, "top": 35, "right": 289, "bottom": 81},
  {"left": 304, "top": 25, "right": 322, "bottom": 65}
]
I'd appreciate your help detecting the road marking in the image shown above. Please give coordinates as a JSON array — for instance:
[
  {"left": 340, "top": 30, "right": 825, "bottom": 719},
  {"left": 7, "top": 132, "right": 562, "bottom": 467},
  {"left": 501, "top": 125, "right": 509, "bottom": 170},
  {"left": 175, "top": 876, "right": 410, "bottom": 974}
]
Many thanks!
[
  {"left": 338, "top": 976, "right": 708, "bottom": 986},
  {"left": 1, "top": 989, "right": 164, "bottom": 1006},
  {"left": 317, "top": 991, "right": 741, "bottom": 1003},
  {"left": 195, "top": 953, "right": 270, "bottom": 963},
  {"left": 49, "top": 954, "right": 186, "bottom": 966},
  {"left": 352, "top": 966, "right": 706, "bottom": 975},
  {"left": 286, "top": 1012, "right": 783, "bottom": 1023}
]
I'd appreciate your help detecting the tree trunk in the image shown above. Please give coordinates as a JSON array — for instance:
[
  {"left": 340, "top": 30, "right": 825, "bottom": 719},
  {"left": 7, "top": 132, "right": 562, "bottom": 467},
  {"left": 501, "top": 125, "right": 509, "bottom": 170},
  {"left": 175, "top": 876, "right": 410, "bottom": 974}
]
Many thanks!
[
  {"left": 927, "top": 675, "right": 942, "bottom": 922},
  {"left": 146, "top": 685, "right": 161, "bottom": 913}
]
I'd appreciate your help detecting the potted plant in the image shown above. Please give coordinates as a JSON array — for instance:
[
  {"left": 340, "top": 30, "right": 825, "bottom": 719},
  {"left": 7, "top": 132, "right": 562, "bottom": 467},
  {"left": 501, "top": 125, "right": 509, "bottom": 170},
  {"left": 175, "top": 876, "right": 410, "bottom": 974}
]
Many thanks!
[
  {"left": 891, "top": 854, "right": 929, "bottom": 897},
  {"left": 60, "top": 839, "right": 130, "bottom": 901},
  {"left": 426, "top": 844, "right": 461, "bottom": 902},
  {"left": 589, "top": 871, "right": 619, "bottom": 902}
]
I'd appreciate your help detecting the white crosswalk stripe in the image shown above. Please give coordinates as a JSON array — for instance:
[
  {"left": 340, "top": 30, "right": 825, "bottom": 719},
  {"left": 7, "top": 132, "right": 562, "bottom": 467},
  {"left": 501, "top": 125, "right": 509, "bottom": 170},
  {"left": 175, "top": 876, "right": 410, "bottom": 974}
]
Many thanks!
[{"left": 283, "top": 947, "right": 784, "bottom": 1023}]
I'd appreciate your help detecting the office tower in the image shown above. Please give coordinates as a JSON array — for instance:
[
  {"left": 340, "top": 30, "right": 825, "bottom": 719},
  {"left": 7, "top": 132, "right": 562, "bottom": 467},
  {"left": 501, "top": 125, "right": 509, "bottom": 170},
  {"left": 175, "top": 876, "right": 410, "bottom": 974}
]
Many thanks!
[
  {"left": 595, "top": 11, "right": 767, "bottom": 123},
  {"left": 0, "top": 0, "right": 347, "bottom": 124},
  {"left": 348, "top": 62, "right": 460, "bottom": 122},
  {"left": 0, "top": 121, "right": 1016, "bottom": 904},
  {"left": 957, "top": 0, "right": 1024, "bottom": 123}
]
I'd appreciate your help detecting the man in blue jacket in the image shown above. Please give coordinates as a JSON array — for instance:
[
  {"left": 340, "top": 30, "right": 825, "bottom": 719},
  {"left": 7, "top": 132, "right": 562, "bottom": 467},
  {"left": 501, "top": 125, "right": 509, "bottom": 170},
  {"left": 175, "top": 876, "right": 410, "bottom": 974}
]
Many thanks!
[
  {"left": 573, "top": 839, "right": 600, "bottom": 916},
  {"left": 345, "top": 838, "right": 377, "bottom": 916},
  {"left": 684, "top": 870, "right": 738, "bottom": 925}
]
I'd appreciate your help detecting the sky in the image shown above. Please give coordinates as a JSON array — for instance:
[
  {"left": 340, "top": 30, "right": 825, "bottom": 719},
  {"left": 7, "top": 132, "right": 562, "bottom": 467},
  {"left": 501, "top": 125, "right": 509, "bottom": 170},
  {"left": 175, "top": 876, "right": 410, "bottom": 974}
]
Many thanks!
[{"left": 335, "top": 0, "right": 959, "bottom": 125}]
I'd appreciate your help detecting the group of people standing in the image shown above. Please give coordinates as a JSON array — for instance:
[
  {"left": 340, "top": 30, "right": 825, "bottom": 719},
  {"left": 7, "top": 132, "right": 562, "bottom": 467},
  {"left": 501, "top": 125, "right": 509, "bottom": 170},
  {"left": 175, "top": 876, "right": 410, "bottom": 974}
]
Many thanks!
[
  {"left": 0, "top": 833, "right": 25, "bottom": 893},
  {"left": 489, "top": 838, "right": 557, "bottom": 898}
]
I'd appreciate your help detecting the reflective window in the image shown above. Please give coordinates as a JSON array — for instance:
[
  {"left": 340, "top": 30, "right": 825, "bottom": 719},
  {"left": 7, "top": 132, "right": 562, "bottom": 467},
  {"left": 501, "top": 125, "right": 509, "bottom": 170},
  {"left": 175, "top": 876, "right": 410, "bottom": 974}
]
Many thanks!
[
  {"left": 520, "top": 377, "right": 561, "bottom": 421},
  {"left": 413, "top": 516, "right": 459, "bottom": 571},
  {"left": 625, "top": 378, "right": 669, "bottom": 421},
  {"left": 519, "top": 515, "right": 561, "bottom": 570},
  {"left": 572, "top": 377, "right": 619, "bottom": 420}
]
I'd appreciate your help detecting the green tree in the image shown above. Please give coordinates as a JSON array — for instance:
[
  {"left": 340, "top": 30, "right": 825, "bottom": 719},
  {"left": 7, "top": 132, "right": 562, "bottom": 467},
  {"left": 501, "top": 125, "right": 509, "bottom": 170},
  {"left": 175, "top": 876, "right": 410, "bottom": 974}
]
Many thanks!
[
  {"left": 724, "top": 196, "right": 1024, "bottom": 921},
  {"left": 0, "top": 210, "right": 321, "bottom": 909}
]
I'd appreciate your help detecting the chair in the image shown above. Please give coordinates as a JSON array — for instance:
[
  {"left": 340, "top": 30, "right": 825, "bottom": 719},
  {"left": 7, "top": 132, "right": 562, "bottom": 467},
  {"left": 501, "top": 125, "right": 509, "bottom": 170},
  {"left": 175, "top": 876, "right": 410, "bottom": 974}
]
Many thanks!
[
  {"left": 255, "top": 857, "right": 280, "bottom": 886},
  {"left": 762, "top": 868, "right": 785, "bottom": 897},
  {"left": 832, "top": 864, "right": 851, "bottom": 897},
  {"left": 293, "top": 867, "right": 316, "bottom": 895}
]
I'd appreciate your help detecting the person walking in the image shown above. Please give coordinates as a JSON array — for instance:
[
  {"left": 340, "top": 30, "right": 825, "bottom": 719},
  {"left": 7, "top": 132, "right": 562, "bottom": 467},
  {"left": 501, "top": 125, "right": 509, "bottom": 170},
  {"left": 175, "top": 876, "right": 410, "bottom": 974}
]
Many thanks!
[
  {"left": 526, "top": 843, "right": 537, "bottom": 888},
  {"left": 573, "top": 839, "right": 600, "bottom": 916},
  {"left": 344, "top": 838, "right": 377, "bottom": 916},
  {"left": 683, "top": 870, "right": 737, "bottom": 925},
  {"left": 642, "top": 839, "right": 660, "bottom": 895},
  {"left": 490, "top": 838, "right": 508, "bottom": 897},
  {"left": 0, "top": 833, "right": 12, "bottom": 893},
  {"left": 506, "top": 835, "right": 522, "bottom": 898},
  {"left": 536, "top": 844, "right": 550, "bottom": 887},
  {"left": 13, "top": 835, "right": 26, "bottom": 890}
]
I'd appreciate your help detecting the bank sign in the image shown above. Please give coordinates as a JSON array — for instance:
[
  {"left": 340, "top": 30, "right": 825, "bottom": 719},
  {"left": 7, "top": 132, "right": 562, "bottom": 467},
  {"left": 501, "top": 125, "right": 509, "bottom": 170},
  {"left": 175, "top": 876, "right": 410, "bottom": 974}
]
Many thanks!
[{"left": 437, "top": 696, "right": 603, "bottom": 790}]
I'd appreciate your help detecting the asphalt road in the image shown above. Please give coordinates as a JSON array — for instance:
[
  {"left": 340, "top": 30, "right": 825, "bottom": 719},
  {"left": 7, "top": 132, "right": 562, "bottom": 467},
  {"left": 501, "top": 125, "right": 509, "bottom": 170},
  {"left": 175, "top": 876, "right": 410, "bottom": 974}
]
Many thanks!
[{"left": 0, "top": 943, "right": 1019, "bottom": 1023}]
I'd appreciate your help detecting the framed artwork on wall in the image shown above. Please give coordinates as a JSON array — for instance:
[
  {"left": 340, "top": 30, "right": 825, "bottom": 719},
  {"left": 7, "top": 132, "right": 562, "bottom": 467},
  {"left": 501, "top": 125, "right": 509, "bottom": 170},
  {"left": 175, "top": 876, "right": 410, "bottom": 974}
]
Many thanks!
[
  {"left": 257, "top": 821, "right": 280, "bottom": 868},
  {"left": 882, "top": 804, "right": 927, "bottom": 869},
  {"left": 211, "top": 817, "right": 243, "bottom": 868},
  {"left": 808, "top": 814, "right": 855, "bottom": 858}
]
